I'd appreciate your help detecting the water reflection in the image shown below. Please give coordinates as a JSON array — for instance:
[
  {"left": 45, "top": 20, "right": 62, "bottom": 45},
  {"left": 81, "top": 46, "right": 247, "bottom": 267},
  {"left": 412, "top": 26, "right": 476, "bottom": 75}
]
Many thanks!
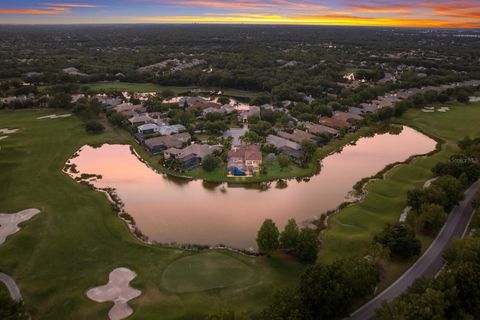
[{"left": 69, "top": 126, "right": 436, "bottom": 250}]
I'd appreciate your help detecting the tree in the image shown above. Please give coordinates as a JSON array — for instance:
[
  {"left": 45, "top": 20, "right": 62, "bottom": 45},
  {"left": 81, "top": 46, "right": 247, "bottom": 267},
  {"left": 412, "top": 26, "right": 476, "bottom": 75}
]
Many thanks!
[
  {"left": 85, "top": 120, "right": 105, "bottom": 134},
  {"left": 48, "top": 92, "right": 72, "bottom": 109},
  {"left": 0, "top": 291, "right": 28, "bottom": 320},
  {"left": 202, "top": 154, "right": 221, "bottom": 172},
  {"left": 294, "top": 228, "right": 319, "bottom": 264},
  {"left": 161, "top": 89, "right": 175, "bottom": 99},
  {"left": 297, "top": 258, "right": 379, "bottom": 320},
  {"left": 217, "top": 96, "right": 230, "bottom": 105},
  {"left": 366, "top": 242, "right": 390, "bottom": 268},
  {"left": 280, "top": 218, "right": 300, "bottom": 249},
  {"left": 250, "top": 120, "right": 272, "bottom": 137},
  {"left": 107, "top": 112, "right": 128, "bottom": 128},
  {"left": 256, "top": 219, "right": 280, "bottom": 254},
  {"left": 416, "top": 203, "right": 447, "bottom": 235},
  {"left": 376, "top": 288, "right": 447, "bottom": 320},
  {"left": 278, "top": 154, "right": 291, "bottom": 170},
  {"left": 301, "top": 139, "right": 317, "bottom": 162},
  {"left": 374, "top": 223, "right": 421, "bottom": 259},
  {"left": 251, "top": 94, "right": 271, "bottom": 106}
]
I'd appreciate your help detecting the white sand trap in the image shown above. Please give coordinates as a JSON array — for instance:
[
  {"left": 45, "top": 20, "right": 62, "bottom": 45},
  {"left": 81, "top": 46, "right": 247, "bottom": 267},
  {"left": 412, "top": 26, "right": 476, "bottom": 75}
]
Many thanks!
[
  {"left": 0, "top": 208, "right": 40, "bottom": 245},
  {"left": 37, "top": 114, "right": 72, "bottom": 120},
  {"left": 0, "top": 128, "right": 19, "bottom": 134},
  {"left": 87, "top": 268, "right": 141, "bottom": 320},
  {"left": 438, "top": 107, "right": 450, "bottom": 113},
  {"left": 421, "top": 108, "right": 435, "bottom": 113},
  {"left": 423, "top": 177, "right": 439, "bottom": 189},
  {"left": 0, "top": 136, "right": 8, "bottom": 141}
]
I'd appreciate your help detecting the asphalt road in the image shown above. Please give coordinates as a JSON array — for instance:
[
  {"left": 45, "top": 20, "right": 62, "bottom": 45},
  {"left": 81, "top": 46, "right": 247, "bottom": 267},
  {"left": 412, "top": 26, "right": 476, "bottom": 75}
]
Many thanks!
[
  {"left": 349, "top": 179, "right": 480, "bottom": 320},
  {"left": 0, "top": 272, "right": 23, "bottom": 301}
]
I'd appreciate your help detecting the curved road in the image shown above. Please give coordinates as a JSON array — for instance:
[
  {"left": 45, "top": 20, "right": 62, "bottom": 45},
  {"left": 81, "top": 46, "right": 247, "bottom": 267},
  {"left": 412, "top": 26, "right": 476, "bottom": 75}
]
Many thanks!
[
  {"left": 350, "top": 179, "right": 480, "bottom": 320},
  {"left": 0, "top": 272, "right": 23, "bottom": 301}
]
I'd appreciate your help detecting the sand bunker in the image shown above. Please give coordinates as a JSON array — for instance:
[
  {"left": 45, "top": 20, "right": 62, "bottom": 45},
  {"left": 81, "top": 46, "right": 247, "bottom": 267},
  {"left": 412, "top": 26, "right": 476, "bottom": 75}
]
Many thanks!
[
  {"left": 0, "top": 136, "right": 8, "bottom": 141},
  {"left": 37, "top": 114, "right": 72, "bottom": 119},
  {"left": 0, "top": 208, "right": 40, "bottom": 245},
  {"left": 87, "top": 268, "right": 141, "bottom": 320},
  {"left": 0, "top": 128, "right": 19, "bottom": 134},
  {"left": 438, "top": 107, "right": 450, "bottom": 113},
  {"left": 421, "top": 108, "right": 435, "bottom": 113}
]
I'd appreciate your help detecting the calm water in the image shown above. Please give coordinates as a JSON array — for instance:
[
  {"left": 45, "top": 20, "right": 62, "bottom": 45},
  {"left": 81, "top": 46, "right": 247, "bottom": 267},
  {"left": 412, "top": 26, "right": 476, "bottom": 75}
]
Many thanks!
[{"left": 69, "top": 126, "right": 436, "bottom": 250}]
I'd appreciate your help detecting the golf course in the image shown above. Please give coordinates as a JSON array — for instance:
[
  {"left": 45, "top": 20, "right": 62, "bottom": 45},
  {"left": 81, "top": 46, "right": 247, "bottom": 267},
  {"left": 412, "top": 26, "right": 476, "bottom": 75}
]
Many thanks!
[{"left": 0, "top": 101, "right": 479, "bottom": 319}]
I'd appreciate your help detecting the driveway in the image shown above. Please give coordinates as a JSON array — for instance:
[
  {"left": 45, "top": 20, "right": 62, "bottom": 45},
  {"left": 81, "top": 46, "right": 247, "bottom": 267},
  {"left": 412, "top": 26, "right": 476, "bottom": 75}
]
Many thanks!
[{"left": 349, "top": 179, "right": 480, "bottom": 320}]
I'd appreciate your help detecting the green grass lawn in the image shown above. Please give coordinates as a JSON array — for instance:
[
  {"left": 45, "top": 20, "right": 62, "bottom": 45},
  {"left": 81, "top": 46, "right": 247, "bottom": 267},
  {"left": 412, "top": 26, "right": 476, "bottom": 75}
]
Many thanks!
[
  {"left": 319, "top": 102, "right": 480, "bottom": 268},
  {"left": 161, "top": 251, "right": 254, "bottom": 293},
  {"left": 78, "top": 82, "right": 262, "bottom": 99},
  {"left": 0, "top": 109, "right": 303, "bottom": 319}
]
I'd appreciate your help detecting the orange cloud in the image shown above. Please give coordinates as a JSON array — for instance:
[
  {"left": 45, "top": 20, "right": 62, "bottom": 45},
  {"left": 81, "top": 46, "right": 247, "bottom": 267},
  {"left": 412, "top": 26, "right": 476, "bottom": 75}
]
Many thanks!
[
  {"left": 43, "top": 3, "right": 100, "bottom": 8},
  {"left": 0, "top": 7, "right": 70, "bottom": 15},
  {"left": 142, "top": 12, "right": 480, "bottom": 28}
]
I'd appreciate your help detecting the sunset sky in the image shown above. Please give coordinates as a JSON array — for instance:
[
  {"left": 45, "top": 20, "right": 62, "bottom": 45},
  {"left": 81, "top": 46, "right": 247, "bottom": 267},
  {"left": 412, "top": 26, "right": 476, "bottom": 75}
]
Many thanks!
[{"left": 0, "top": 0, "right": 479, "bottom": 28}]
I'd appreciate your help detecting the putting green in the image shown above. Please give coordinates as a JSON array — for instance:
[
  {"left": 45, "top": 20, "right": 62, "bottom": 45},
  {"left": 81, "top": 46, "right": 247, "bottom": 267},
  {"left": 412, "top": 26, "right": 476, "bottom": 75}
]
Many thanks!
[{"left": 161, "top": 251, "right": 254, "bottom": 293}]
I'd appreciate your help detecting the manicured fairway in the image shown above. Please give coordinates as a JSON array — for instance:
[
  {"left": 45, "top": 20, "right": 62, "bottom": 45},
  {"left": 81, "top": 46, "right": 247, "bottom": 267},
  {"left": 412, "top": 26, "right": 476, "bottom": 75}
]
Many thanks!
[
  {"left": 319, "top": 102, "right": 480, "bottom": 263},
  {"left": 82, "top": 82, "right": 262, "bottom": 98},
  {"left": 0, "top": 109, "right": 303, "bottom": 319},
  {"left": 161, "top": 251, "right": 254, "bottom": 293}
]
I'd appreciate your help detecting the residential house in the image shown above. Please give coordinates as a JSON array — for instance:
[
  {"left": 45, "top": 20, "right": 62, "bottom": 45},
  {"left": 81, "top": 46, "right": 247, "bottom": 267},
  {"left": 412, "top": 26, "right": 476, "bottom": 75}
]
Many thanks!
[
  {"left": 278, "top": 129, "right": 325, "bottom": 145},
  {"left": 203, "top": 107, "right": 226, "bottom": 116},
  {"left": 187, "top": 101, "right": 221, "bottom": 111},
  {"left": 144, "top": 132, "right": 191, "bottom": 154},
  {"left": 95, "top": 95, "right": 123, "bottom": 108},
  {"left": 114, "top": 103, "right": 143, "bottom": 115},
  {"left": 304, "top": 122, "right": 339, "bottom": 136},
  {"left": 158, "top": 124, "right": 186, "bottom": 136},
  {"left": 266, "top": 134, "right": 301, "bottom": 150},
  {"left": 228, "top": 144, "right": 263, "bottom": 176},
  {"left": 164, "top": 144, "right": 222, "bottom": 170},
  {"left": 238, "top": 105, "right": 261, "bottom": 122},
  {"left": 137, "top": 123, "right": 160, "bottom": 135},
  {"left": 129, "top": 114, "right": 152, "bottom": 125},
  {"left": 279, "top": 146, "right": 305, "bottom": 164},
  {"left": 333, "top": 111, "right": 363, "bottom": 122},
  {"left": 319, "top": 117, "right": 352, "bottom": 129}
]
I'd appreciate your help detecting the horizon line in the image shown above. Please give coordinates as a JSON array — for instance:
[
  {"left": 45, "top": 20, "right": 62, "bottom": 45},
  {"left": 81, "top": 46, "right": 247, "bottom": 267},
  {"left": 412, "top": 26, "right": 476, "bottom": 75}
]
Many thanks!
[{"left": 0, "top": 22, "right": 479, "bottom": 30}]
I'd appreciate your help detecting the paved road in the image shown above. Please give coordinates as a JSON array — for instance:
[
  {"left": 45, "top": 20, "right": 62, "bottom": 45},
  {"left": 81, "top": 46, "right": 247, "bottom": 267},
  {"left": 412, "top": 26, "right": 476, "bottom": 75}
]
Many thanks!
[
  {"left": 0, "top": 272, "right": 23, "bottom": 301},
  {"left": 350, "top": 179, "right": 480, "bottom": 320}
]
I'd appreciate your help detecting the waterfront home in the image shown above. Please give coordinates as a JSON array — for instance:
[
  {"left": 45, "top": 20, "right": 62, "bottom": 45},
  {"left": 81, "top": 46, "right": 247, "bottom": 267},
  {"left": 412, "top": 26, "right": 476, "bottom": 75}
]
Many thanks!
[
  {"left": 333, "top": 111, "right": 363, "bottom": 122},
  {"left": 279, "top": 146, "right": 305, "bottom": 164},
  {"left": 319, "top": 117, "right": 352, "bottom": 129},
  {"left": 137, "top": 123, "right": 160, "bottom": 135},
  {"left": 158, "top": 124, "right": 186, "bottom": 136},
  {"left": 144, "top": 132, "right": 191, "bottom": 154},
  {"left": 278, "top": 129, "right": 325, "bottom": 145},
  {"left": 164, "top": 144, "right": 222, "bottom": 170},
  {"left": 304, "top": 122, "right": 339, "bottom": 136},
  {"left": 266, "top": 134, "right": 301, "bottom": 150},
  {"left": 228, "top": 144, "right": 262, "bottom": 176}
]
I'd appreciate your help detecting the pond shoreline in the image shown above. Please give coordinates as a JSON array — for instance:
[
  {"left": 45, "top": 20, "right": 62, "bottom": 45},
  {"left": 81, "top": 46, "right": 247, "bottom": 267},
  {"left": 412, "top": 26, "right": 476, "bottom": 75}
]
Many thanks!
[{"left": 63, "top": 125, "right": 438, "bottom": 253}]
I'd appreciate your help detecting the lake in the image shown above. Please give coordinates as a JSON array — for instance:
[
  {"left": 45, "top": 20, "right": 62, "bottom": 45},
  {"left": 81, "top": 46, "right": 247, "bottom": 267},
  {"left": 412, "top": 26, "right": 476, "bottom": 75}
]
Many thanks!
[{"left": 68, "top": 126, "right": 436, "bottom": 250}]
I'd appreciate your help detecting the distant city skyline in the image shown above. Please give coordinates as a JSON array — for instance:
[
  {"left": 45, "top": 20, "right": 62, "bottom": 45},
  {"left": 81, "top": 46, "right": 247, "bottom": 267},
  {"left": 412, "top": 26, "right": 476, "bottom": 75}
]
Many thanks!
[{"left": 0, "top": 0, "right": 479, "bottom": 28}]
